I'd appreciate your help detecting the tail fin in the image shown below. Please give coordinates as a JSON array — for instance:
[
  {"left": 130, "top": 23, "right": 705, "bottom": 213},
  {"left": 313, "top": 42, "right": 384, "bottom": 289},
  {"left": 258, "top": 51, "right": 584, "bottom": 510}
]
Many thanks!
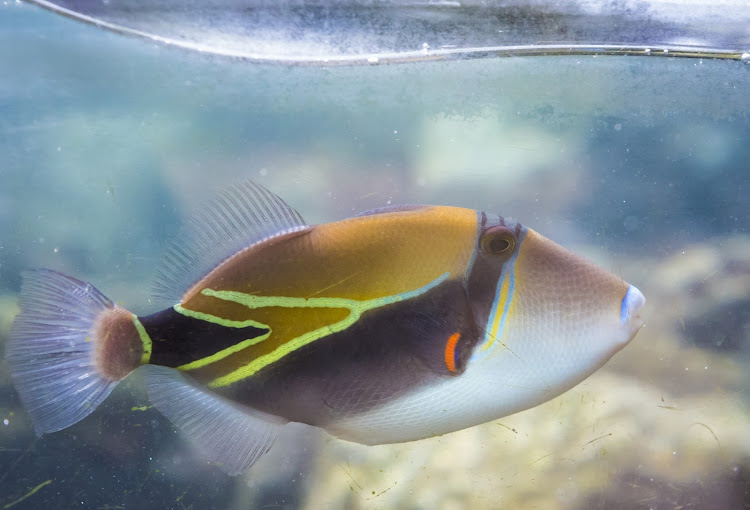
[{"left": 5, "top": 269, "right": 144, "bottom": 435}]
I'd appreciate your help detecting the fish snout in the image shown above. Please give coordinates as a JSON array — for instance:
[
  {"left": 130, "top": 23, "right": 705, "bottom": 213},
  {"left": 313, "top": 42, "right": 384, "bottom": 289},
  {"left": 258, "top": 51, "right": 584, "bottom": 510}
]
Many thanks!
[
  {"left": 512, "top": 229, "right": 646, "bottom": 354},
  {"left": 620, "top": 284, "right": 646, "bottom": 335}
]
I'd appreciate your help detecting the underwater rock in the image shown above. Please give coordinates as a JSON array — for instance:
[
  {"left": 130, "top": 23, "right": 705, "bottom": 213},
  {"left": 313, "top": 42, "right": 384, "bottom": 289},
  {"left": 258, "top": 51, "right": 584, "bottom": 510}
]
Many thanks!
[
  {"left": 579, "top": 463, "right": 750, "bottom": 510},
  {"left": 685, "top": 299, "right": 750, "bottom": 352},
  {"left": 653, "top": 236, "right": 750, "bottom": 353}
]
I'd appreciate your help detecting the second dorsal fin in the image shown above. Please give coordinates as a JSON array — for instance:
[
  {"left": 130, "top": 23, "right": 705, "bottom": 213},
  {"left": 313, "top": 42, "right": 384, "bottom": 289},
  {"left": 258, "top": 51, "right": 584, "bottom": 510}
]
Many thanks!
[
  {"left": 355, "top": 204, "right": 428, "bottom": 217},
  {"left": 153, "top": 180, "right": 307, "bottom": 305}
]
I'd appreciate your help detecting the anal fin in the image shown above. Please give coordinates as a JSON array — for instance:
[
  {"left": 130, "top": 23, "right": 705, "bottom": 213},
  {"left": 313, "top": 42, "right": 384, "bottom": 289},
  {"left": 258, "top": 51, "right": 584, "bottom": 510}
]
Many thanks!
[{"left": 142, "top": 365, "right": 287, "bottom": 475}]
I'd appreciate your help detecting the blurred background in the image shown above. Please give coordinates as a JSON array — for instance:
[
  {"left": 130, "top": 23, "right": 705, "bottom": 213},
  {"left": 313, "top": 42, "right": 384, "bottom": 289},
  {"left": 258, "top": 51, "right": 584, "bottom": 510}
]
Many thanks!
[{"left": 1, "top": 1, "right": 749, "bottom": 508}]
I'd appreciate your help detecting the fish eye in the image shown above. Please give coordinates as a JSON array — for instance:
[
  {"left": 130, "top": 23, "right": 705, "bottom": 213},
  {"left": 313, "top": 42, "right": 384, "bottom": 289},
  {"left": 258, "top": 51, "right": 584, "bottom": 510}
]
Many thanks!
[{"left": 480, "top": 226, "right": 516, "bottom": 256}]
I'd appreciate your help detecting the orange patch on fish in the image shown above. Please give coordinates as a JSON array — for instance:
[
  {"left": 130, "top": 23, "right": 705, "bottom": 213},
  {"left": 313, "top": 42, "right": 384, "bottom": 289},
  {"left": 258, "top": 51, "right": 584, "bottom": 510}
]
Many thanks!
[{"left": 444, "top": 332, "right": 461, "bottom": 373}]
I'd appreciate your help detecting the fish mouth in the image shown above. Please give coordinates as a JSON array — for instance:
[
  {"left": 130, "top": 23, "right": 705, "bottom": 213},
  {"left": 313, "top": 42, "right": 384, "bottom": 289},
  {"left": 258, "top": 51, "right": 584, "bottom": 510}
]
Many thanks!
[{"left": 621, "top": 284, "right": 646, "bottom": 335}]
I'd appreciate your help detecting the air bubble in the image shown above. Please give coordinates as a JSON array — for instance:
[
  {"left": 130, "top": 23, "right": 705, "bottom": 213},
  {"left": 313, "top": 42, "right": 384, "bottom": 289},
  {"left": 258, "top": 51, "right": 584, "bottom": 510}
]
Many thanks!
[{"left": 741, "top": 52, "right": 750, "bottom": 64}]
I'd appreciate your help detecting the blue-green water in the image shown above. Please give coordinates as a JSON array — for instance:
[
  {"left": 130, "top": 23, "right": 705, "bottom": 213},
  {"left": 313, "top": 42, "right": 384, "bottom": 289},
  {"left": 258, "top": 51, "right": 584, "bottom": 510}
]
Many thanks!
[{"left": 1, "top": 2, "right": 749, "bottom": 509}]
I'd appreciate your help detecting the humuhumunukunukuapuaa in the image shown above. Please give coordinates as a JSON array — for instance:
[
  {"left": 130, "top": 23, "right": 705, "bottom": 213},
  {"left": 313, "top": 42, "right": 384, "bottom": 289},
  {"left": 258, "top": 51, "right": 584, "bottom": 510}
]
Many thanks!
[{"left": 6, "top": 181, "right": 645, "bottom": 475}]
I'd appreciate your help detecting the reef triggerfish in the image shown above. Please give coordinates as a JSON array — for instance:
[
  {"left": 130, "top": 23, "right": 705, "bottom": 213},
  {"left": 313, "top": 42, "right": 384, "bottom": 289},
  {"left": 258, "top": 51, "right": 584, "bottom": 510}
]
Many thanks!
[{"left": 6, "top": 181, "right": 645, "bottom": 475}]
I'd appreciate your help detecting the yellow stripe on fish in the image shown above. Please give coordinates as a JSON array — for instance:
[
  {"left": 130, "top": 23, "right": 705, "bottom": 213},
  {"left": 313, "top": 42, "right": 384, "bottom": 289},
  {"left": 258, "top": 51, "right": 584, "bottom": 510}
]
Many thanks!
[{"left": 188, "top": 272, "right": 450, "bottom": 386}]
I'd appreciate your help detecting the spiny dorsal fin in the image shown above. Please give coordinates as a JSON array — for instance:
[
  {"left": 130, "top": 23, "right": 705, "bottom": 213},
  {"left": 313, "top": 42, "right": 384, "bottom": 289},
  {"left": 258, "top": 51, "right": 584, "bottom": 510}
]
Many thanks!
[{"left": 153, "top": 180, "right": 307, "bottom": 305}]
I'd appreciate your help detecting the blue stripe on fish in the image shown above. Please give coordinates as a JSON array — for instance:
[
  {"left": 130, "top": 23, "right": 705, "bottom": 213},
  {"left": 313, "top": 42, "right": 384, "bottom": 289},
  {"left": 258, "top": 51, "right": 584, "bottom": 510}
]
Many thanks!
[{"left": 471, "top": 231, "right": 525, "bottom": 362}]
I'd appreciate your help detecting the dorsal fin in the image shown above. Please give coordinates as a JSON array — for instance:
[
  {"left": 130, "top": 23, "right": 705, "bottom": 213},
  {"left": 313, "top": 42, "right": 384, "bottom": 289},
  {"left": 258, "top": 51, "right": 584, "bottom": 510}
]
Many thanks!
[
  {"left": 355, "top": 204, "right": 428, "bottom": 217},
  {"left": 153, "top": 180, "right": 307, "bottom": 305}
]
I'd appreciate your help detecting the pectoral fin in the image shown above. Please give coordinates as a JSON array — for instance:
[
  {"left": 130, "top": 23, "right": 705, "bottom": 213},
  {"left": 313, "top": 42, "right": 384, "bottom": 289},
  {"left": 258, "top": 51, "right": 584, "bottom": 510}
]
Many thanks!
[{"left": 143, "top": 365, "right": 287, "bottom": 475}]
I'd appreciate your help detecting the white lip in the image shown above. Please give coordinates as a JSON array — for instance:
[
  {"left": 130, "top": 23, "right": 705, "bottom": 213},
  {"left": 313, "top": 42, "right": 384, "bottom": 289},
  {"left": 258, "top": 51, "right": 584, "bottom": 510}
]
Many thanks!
[{"left": 621, "top": 284, "right": 646, "bottom": 332}]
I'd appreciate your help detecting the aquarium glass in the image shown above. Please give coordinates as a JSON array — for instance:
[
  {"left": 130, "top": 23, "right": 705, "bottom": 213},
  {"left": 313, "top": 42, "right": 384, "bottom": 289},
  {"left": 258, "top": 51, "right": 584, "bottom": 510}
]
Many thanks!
[{"left": 1, "top": 1, "right": 749, "bottom": 509}]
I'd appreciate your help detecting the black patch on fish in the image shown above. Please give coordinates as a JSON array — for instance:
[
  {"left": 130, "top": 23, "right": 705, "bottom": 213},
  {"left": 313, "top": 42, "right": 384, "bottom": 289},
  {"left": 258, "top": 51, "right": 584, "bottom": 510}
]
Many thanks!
[
  {"left": 466, "top": 252, "right": 505, "bottom": 330},
  {"left": 221, "top": 279, "right": 480, "bottom": 427},
  {"left": 139, "top": 308, "right": 269, "bottom": 368}
]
